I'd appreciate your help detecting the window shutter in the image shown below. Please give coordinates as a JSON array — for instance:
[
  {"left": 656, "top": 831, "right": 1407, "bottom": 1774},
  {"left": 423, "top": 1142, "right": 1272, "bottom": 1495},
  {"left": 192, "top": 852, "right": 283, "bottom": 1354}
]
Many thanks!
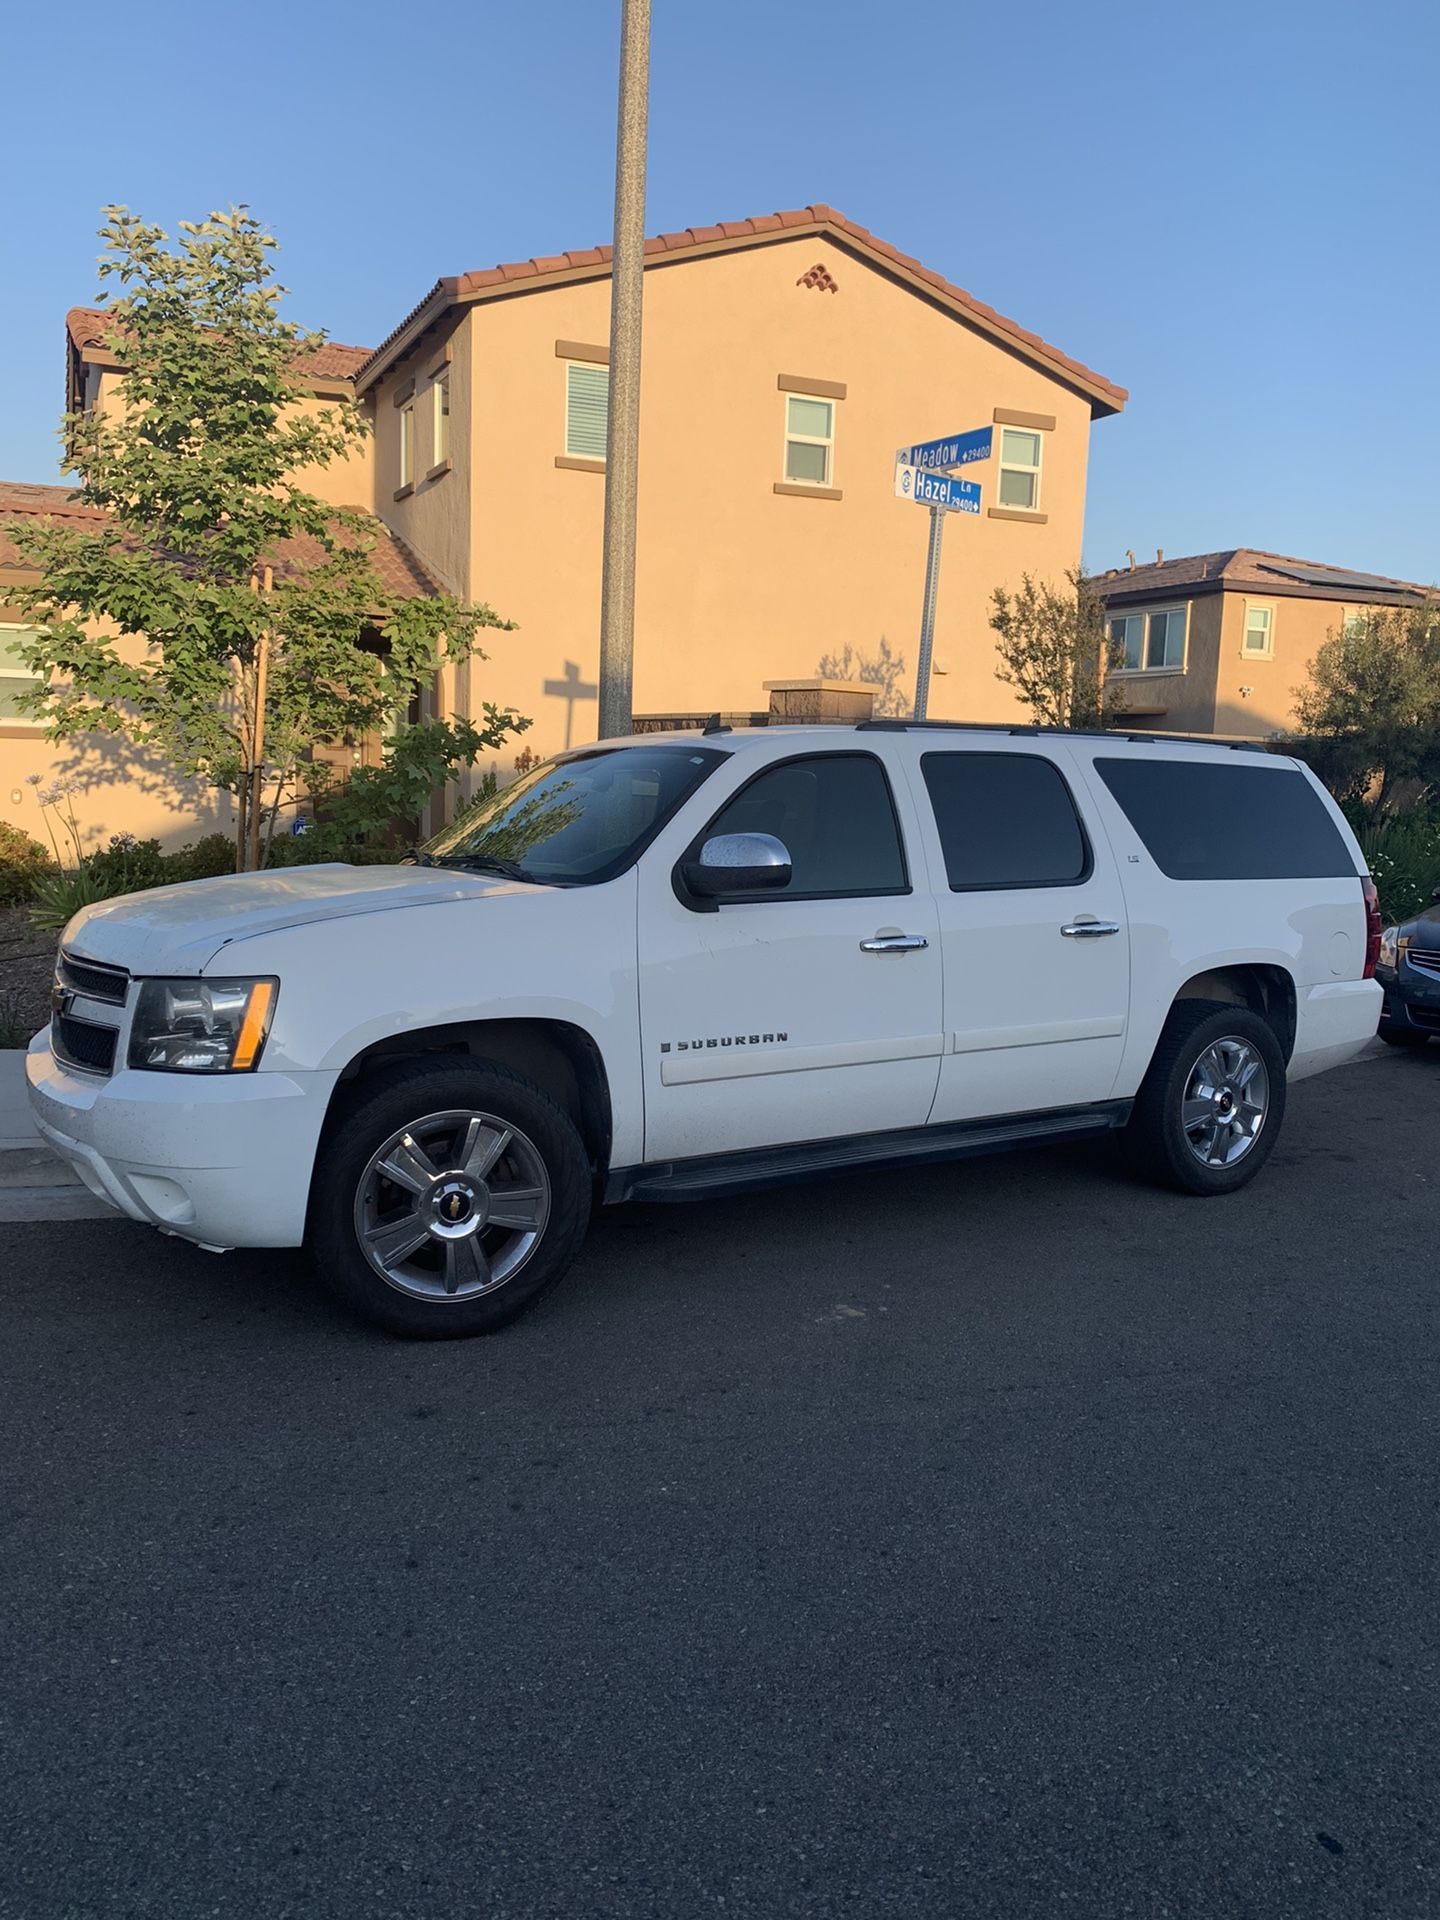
[{"left": 566, "top": 364, "right": 609, "bottom": 459}]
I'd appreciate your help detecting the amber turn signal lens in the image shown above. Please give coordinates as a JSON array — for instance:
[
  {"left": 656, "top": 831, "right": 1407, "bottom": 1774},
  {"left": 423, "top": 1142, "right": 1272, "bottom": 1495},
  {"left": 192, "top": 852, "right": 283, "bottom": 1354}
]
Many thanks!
[{"left": 231, "top": 981, "right": 276, "bottom": 1071}]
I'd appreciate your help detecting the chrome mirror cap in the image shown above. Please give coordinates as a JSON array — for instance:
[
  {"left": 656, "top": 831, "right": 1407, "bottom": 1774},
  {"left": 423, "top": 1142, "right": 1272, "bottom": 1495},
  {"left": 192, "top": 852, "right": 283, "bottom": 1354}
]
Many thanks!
[{"left": 684, "top": 832, "right": 793, "bottom": 897}]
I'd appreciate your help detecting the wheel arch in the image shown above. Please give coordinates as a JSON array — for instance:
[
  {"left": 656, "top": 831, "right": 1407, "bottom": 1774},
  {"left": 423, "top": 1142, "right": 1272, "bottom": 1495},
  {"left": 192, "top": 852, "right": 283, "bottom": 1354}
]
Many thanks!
[
  {"left": 324, "top": 1019, "right": 614, "bottom": 1174},
  {"left": 1173, "top": 964, "right": 1298, "bottom": 1062}
]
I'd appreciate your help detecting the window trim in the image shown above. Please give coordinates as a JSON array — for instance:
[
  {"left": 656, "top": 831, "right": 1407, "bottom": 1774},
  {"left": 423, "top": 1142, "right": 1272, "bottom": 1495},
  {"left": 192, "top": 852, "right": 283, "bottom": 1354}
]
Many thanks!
[
  {"left": 675, "top": 750, "right": 912, "bottom": 911},
  {"left": 1108, "top": 600, "right": 1191, "bottom": 675},
  {"left": 997, "top": 425, "right": 1043, "bottom": 512},
  {"left": 431, "top": 370, "right": 450, "bottom": 466},
  {"left": 564, "top": 360, "right": 610, "bottom": 462},
  {"left": 782, "top": 392, "right": 836, "bottom": 489},
  {"left": 920, "top": 749, "right": 1094, "bottom": 893},
  {"left": 1241, "top": 600, "right": 1275, "bottom": 659},
  {"left": 398, "top": 400, "right": 415, "bottom": 488},
  {"left": 1341, "top": 606, "right": 1372, "bottom": 639},
  {"left": 0, "top": 622, "right": 44, "bottom": 729}
]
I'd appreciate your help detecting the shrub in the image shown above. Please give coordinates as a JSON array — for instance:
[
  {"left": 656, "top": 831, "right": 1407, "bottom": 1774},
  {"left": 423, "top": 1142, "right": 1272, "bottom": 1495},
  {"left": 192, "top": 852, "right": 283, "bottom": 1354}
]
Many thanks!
[
  {"left": 28, "top": 863, "right": 127, "bottom": 935},
  {"left": 0, "top": 821, "right": 56, "bottom": 906},
  {"left": 168, "top": 832, "right": 237, "bottom": 882},
  {"left": 1359, "top": 810, "right": 1440, "bottom": 925},
  {"left": 85, "top": 833, "right": 167, "bottom": 894}
]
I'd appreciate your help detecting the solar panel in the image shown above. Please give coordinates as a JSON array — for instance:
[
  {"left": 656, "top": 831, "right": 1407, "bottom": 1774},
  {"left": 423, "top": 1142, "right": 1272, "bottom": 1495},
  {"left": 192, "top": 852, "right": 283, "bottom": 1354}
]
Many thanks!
[{"left": 1259, "top": 562, "right": 1404, "bottom": 592}]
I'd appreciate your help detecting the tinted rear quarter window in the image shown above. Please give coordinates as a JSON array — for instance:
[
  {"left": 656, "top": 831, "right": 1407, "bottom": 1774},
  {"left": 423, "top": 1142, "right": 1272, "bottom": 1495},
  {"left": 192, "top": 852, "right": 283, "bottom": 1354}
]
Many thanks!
[
  {"left": 1093, "top": 758, "right": 1353, "bottom": 880},
  {"left": 921, "top": 751, "right": 1091, "bottom": 890}
]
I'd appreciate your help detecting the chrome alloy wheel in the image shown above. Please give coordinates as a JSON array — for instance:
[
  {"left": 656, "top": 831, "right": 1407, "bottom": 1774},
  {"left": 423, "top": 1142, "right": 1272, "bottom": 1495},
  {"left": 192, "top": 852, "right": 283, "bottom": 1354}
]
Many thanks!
[
  {"left": 353, "top": 1109, "right": 552, "bottom": 1301},
  {"left": 1181, "top": 1038, "right": 1271, "bottom": 1169}
]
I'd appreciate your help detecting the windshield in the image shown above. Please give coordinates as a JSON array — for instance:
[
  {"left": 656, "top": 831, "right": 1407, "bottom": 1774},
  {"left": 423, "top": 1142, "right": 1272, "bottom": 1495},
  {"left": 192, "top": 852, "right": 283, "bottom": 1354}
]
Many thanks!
[{"left": 419, "top": 743, "right": 727, "bottom": 886}]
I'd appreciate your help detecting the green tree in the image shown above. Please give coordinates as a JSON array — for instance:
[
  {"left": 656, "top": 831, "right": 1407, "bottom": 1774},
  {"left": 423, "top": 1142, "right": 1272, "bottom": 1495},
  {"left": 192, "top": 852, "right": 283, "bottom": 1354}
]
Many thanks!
[
  {"left": 4, "top": 206, "right": 525, "bottom": 868},
  {"left": 1290, "top": 601, "right": 1440, "bottom": 818},
  {"left": 989, "top": 569, "right": 1123, "bottom": 729}
]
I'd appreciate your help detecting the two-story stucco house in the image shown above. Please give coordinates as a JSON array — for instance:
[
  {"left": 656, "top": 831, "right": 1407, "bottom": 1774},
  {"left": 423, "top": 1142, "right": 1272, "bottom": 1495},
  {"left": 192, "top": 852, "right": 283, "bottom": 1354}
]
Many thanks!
[
  {"left": 2, "top": 204, "right": 1128, "bottom": 848},
  {"left": 1093, "top": 549, "right": 1437, "bottom": 739}
]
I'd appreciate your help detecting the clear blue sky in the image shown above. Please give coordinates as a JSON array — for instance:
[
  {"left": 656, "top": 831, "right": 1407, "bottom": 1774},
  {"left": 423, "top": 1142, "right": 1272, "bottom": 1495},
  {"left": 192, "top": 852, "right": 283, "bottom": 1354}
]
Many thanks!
[{"left": 2, "top": 0, "right": 1435, "bottom": 581}]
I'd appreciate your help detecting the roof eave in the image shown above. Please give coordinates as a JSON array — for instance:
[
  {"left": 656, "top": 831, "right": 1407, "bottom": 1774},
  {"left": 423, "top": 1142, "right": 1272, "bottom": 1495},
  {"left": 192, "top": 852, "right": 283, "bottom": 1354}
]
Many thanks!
[{"left": 353, "top": 222, "right": 1127, "bottom": 416}]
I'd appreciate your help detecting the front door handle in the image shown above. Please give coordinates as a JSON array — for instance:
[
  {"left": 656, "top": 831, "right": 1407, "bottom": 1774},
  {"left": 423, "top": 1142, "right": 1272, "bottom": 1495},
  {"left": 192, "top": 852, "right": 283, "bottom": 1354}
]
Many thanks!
[
  {"left": 1060, "top": 920, "right": 1121, "bottom": 938},
  {"left": 860, "top": 933, "right": 929, "bottom": 953}
]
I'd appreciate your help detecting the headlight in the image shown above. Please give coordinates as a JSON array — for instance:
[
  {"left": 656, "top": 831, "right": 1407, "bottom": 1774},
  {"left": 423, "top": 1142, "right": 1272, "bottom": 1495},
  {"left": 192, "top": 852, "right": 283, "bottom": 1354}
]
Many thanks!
[
  {"left": 128, "top": 977, "right": 277, "bottom": 1073},
  {"left": 1378, "top": 927, "right": 1400, "bottom": 970}
]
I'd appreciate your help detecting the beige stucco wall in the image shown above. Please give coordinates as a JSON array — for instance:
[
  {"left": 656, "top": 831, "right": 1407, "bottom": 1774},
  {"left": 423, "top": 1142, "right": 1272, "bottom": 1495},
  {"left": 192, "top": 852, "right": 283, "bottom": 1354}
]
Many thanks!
[
  {"left": 427, "top": 233, "right": 1105, "bottom": 765},
  {"left": 371, "top": 325, "right": 471, "bottom": 597},
  {"left": 1, "top": 588, "right": 237, "bottom": 854},
  {"left": 1212, "top": 592, "right": 1345, "bottom": 738}
]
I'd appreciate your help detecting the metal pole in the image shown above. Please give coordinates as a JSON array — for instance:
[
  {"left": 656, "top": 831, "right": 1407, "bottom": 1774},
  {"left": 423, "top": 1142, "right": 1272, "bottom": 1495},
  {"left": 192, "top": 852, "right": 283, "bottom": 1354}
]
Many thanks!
[
  {"left": 912, "top": 504, "right": 945, "bottom": 720},
  {"left": 597, "top": 0, "right": 651, "bottom": 742}
]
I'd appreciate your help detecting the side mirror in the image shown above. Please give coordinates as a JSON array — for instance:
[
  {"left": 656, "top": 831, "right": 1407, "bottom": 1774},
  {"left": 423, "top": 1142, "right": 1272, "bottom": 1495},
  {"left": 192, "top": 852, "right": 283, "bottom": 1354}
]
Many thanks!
[{"left": 682, "top": 832, "right": 792, "bottom": 898}]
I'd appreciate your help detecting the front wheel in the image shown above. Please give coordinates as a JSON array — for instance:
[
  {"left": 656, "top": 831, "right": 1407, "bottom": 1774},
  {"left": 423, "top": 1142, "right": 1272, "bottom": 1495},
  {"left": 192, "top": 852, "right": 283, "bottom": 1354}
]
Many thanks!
[
  {"left": 1122, "top": 1000, "right": 1287, "bottom": 1196},
  {"left": 308, "top": 1059, "right": 593, "bottom": 1338}
]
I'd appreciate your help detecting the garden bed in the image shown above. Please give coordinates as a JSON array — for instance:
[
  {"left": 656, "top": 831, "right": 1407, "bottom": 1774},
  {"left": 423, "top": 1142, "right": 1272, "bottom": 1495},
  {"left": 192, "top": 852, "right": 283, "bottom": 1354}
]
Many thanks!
[{"left": 0, "top": 908, "right": 56, "bottom": 1046}]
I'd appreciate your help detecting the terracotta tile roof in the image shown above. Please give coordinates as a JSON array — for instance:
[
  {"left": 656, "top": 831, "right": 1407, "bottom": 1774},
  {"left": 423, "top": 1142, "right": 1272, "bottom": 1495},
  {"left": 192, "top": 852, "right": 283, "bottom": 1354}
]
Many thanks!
[
  {"left": 358, "top": 204, "right": 1127, "bottom": 415},
  {"left": 66, "top": 307, "right": 372, "bottom": 380},
  {"left": 1093, "top": 548, "right": 1434, "bottom": 606},
  {"left": 0, "top": 480, "right": 441, "bottom": 599}
]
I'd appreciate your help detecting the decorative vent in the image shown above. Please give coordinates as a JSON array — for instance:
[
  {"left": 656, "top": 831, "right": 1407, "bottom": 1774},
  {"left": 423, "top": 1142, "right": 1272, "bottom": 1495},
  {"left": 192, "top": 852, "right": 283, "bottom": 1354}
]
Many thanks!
[{"left": 797, "top": 262, "right": 839, "bottom": 294}]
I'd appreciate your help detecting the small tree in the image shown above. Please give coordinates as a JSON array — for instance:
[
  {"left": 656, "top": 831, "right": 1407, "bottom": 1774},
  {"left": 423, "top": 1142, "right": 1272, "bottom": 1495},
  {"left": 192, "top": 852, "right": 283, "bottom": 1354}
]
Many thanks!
[
  {"left": 1290, "top": 602, "right": 1440, "bottom": 819},
  {"left": 6, "top": 206, "right": 525, "bottom": 869},
  {"left": 989, "top": 569, "right": 1123, "bottom": 729}
]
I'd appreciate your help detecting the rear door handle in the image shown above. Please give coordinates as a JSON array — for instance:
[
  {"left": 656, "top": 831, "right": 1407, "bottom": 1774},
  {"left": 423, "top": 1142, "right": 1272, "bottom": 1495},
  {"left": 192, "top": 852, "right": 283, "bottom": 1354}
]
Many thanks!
[
  {"left": 1060, "top": 920, "right": 1121, "bottom": 938},
  {"left": 860, "top": 934, "right": 929, "bottom": 953}
]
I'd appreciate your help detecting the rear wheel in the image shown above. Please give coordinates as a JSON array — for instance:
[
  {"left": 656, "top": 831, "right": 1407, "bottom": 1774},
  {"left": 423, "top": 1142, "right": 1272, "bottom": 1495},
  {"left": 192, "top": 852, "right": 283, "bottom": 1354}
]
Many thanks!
[
  {"left": 1123, "top": 1000, "right": 1287, "bottom": 1195},
  {"left": 308, "top": 1059, "right": 592, "bottom": 1338}
]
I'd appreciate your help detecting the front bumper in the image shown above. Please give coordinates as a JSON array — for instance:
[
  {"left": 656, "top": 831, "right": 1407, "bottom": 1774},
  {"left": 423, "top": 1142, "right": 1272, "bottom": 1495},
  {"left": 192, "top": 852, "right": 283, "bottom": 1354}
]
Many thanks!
[
  {"left": 1377, "top": 961, "right": 1440, "bottom": 1037},
  {"left": 26, "top": 1035, "right": 340, "bottom": 1249}
]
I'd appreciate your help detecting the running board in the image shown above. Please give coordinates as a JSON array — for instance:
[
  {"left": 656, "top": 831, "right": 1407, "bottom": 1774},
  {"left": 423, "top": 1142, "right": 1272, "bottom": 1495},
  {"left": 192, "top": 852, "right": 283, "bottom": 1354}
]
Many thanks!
[{"left": 604, "top": 1101, "right": 1132, "bottom": 1205}]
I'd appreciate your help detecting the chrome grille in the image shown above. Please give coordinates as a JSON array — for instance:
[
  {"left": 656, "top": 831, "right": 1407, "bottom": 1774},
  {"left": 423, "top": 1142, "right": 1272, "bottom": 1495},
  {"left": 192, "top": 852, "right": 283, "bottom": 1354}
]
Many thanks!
[
  {"left": 1405, "top": 947, "right": 1440, "bottom": 978},
  {"left": 58, "top": 950, "right": 130, "bottom": 1005}
]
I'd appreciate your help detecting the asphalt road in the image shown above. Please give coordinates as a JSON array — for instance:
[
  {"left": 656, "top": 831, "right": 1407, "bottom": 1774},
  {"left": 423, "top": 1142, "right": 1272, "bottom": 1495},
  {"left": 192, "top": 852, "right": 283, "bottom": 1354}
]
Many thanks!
[{"left": 3, "top": 1049, "right": 1438, "bottom": 1920}]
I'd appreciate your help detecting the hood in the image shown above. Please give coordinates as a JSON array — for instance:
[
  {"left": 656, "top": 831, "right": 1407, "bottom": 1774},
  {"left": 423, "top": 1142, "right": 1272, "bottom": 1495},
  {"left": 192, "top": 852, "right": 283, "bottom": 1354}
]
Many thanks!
[
  {"left": 65, "top": 863, "right": 524, "bottom": 975},
  {"left": 1396, "top": 903, "right": 1440, "bottom": 944}
]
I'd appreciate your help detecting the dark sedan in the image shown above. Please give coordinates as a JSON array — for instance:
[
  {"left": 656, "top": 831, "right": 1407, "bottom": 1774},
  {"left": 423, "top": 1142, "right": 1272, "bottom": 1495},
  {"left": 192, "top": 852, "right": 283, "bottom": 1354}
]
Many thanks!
[{"left": 1377, "top": 892, "right": 1440, "bottom": 1046}]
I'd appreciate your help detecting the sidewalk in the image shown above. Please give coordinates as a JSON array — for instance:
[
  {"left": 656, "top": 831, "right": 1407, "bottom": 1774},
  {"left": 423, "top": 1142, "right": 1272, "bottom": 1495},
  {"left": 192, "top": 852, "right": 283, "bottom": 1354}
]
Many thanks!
[{"left": 0, "top": 1049, "right": 115, "bottom": 1222}]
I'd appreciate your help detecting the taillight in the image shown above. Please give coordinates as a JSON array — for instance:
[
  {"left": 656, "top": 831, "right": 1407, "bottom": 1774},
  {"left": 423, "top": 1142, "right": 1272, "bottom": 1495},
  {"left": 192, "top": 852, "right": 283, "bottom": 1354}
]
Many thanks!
[{"left": 1362, "top": 876, "right": 1382, "bottom": 979}]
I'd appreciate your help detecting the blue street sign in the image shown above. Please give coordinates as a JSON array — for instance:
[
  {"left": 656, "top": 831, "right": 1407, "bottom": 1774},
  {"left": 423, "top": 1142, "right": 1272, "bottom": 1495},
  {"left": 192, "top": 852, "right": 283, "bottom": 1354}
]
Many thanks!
[
  {"left": 894, "top": 426, "right": 992, "bottom": 472},
  {"left": 895, "top": 464, "right": 981, "bottom": 514},
  {"left": 290, "top": 817, "right": 312, "bottom": 836}
]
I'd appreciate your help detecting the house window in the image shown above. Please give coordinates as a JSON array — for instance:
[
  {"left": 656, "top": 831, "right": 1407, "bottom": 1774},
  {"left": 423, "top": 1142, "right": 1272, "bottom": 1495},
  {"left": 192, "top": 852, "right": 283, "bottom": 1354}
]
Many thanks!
[
  {"left": 783, "top": 394, "right": 834, "bottom": 486},
  {"left": 1109, "top": 604, "right": 1188, "bottom": 672},
  {"left": 1243, "top": 604, "right": 1274, "bottom": 656},
  {"left": 399, "top": 402, "right": 415, "bottom": 487},
  {"left": 998, "top": 427, "right": 1042, "bottom": 509},
  {"left": 432, "top": 372, "right": 450, "bottom": 464},
  {"left": 1341, "top": 607, "right": 1371, "bottom": 638},
  {"left": 0, "top": 625, "right": 43, "bottom": 723},
  {"left": 565, "top": 363, "right": 609, "bottom": 460}
]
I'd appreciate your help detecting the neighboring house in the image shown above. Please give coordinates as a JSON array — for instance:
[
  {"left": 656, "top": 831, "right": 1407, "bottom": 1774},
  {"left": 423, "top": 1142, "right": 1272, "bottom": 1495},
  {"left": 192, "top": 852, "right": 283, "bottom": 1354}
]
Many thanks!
[
  {"left": 4, "top": 203, "right": 1128, "bottom": 847},
  {"left": 1093, "top": 549, "right": 1437, "bottom": 739}
]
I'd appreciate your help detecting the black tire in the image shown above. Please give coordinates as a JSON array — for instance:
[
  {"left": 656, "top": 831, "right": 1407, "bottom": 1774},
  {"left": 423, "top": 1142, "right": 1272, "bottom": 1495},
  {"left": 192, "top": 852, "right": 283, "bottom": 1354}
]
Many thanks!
[
  {"left": 1379, "top": 1021, "right": 1429, "bottom": 1048},
  {"left": 1122, "top": 999, "right": 1287, "bottom": 1196},
  {"left": 308, "top": 1058, "right": 592, "bottom": 1338}
]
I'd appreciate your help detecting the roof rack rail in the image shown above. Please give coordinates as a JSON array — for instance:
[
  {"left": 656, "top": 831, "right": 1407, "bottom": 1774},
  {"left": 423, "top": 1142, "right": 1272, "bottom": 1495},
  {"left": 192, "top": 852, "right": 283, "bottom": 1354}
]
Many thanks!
[{"left": 853, "top": 718, "right": 1272, "bottom": 754}]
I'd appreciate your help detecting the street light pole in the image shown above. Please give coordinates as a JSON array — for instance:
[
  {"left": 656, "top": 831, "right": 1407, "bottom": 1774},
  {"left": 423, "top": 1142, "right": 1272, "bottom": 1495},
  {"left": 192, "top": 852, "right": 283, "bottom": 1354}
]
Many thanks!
[{"left": 597, "top": 0, "right": 651, "bottom": 742}]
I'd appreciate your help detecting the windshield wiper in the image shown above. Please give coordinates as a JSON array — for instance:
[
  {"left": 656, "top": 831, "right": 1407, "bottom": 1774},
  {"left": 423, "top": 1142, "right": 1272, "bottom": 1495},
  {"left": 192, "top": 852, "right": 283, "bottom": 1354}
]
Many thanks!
[
  {"left": 439, "top": 853, "right": 534, "bottom": 882},
  {"left": 402, "top": 847, "right": 437, "bottom": 867}
]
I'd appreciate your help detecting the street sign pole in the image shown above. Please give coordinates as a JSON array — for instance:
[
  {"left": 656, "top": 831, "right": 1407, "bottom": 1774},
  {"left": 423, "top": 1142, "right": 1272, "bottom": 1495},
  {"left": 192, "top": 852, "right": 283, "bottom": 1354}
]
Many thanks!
[{"left": 913, "top": 503, "right": 946, "bottom": 721}]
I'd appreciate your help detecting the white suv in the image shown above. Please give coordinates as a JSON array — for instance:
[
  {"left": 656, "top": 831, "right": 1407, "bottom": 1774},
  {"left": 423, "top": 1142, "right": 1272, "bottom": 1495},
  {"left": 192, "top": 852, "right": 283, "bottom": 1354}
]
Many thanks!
[{"left": 28, "top": 723, "right": 1382, "bottom": 1338}]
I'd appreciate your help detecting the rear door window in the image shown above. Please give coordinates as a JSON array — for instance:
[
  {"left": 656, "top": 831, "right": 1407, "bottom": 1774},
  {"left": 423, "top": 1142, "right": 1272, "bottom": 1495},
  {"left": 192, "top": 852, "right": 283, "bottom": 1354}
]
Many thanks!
[
  {"left": 696, "top": 752, "right": 908, "bottom": 899},
  {"left": 920, "top": 751, "right": 1091, "bottom": 890},
  {"left": 1093, "top": 758, "right": 1353, "bottom": 879}
]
